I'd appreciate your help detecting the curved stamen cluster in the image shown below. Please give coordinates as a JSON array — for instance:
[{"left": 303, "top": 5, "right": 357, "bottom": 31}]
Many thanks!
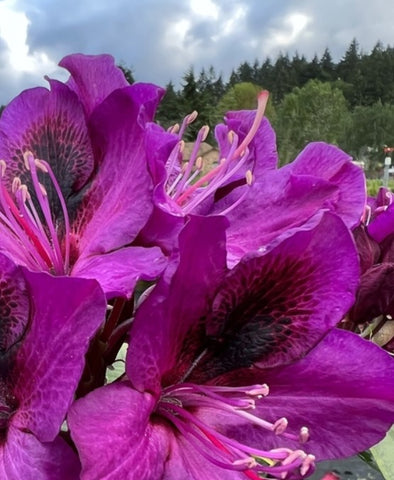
[
  {"left": 0, "top": 152, "right": 71, "bottom": 275},
  {"left": 157, "top": 382, "right": 314, "bottom": 479},
  {"left": 164, "top": 91, "right": 269, "bottom": 215}
]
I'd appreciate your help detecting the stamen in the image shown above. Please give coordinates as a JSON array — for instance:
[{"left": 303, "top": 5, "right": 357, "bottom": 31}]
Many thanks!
[
  {"left": 40, "top": 159, "right": 72, "bottom": 273},
  {"left": 12, "top": 177, "right": 22, "bottom": 193},
  {"left": 0, "top": 166, "right": 53, "bottom": 269},
  {"left": 273, "top": 417, "right": 288, "bottom": 435},
  {"left": 174, "top": 103, "right": 262, "bottom": 210},
  {"left": 172, "top": 125, "right": 211, "bottom": 201},
  {"left": 299, "top": 426, "right": 310, "bottom": 443},
  {"left": 168, "top": 123, "right": 180, "bottom": 134},
  {"left": 26, "top": 155, "right": 64, "bottom": 274},
  {"left": 158, "top": 382, "right": 312, "bottom": 479},
  {"left": 0, "top": 152, "right": 72, "bottom": 275}
]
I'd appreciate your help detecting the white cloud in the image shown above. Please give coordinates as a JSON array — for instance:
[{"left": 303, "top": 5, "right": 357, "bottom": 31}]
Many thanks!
[
  {"left": 190, "top": 0, "right": 219, "bottom": 19},
  {"left": 0, "top": 0, "right": 56, "bottom": 73},
  {"left": 265, "top": 12, "right": 311, "bottom": 51}
]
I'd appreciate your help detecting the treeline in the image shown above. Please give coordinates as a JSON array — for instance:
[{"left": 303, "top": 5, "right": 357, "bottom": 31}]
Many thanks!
[{"left": 153, "top": 39, "right": 394, "bottom": 175}]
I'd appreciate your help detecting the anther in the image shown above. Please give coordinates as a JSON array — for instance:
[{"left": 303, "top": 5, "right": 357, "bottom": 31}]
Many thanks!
[
  {"left": 246, "top": 170, "right": 253, "bottom": 185},
  {"left": 18, "top": 185, "right": 30, "bottom": 203},
  {"left": 200, "top": 125, "right": 210, "bottom": 142},
  {"left": 299, "top": 426, "right": 309, "bottom": 443},
  {"left": 300, "top": 454, "right": 315, "bottom": 476},
  {"left": 39, "top": 183, "right": 47, "bottom": 196},
  {"left": 273, "top": 417, "right": 288, "bottom": 435},
  {"left": 0, "top": 160, "right": 6, "bottom": 177},
  {"left": 34, "top": 159, "right": 48, "bottom": 173},
  {"left": 246, "top": 384, "right": 269, "bottom": 398},
  {"left": 168, "top": 123, "right": 180, "bottom": 134},
  {"left": 12, "top": 177, "right": 21, "bottom": 193},
  {"left": 23, "top": 151, "right": 33, "bottom": 170},
  {"left": 186, "top": 111, "right": 198, "bottom": 124}
]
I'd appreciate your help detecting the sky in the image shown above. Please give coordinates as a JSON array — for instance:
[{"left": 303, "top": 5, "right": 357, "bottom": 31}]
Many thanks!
[{"left": 0, "top": 0, "right": 393, "bottom": 105}]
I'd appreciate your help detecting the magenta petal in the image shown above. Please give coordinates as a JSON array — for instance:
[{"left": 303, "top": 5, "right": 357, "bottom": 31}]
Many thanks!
[
  {"left": 12, "top": 272, "right": 106, "bottom": 442},
  {"left": 204, "top": 212, "right": 359, "bottom": 371},
  {"left": 76, "top": 85, "right": 163, "bottom": 257},
  {"left": 285, "top": 142, "right": 366, "bottom": 228},
  {"left": 59, "top": 53, "right": 129, "bottom": 117},
  {"left": 219, "top": 113, "right": 278, "bottom": 174},
  {"left": 1, "top": 428, "right": 80, "bottom": 480},
  {"left": 127, "top": 215, "right": 228, "bottom": 393},
  {"left": 350, "top": 263, "right": 394, "bottom": 324},
  {"left": 368, "top": 202, "right": 394, "bottom": 243},
  {"left": 222, "top": 171, "right": 338, "bottom": 266},
  {"left": 221, "top": 330, "right": 394, "bottom": 461},
  {"left": 164, "top": 435, "right": 245, "bottom": 480},
  {"left": 72, "top": 246, "right": 167, "bottom": 299},
  {"left": 0, "top": 81, "right": 94, "bottom": 193},
  {"left": 68, "top": 383, "right": 169, "bottom": 480}
]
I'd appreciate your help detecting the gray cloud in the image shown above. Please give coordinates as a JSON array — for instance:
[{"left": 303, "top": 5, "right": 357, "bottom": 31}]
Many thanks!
[{"left": 0, "top": 0, "right": 393, "bottom": 105}]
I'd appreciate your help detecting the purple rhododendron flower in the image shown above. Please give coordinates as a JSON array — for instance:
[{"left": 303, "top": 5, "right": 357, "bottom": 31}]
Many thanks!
[
  {"left": 140, "top": 93, "right": 366, "bottom": 264},
  {"left": 67, "top": 213, "right": 394, "bottom": 480},
  {"left": 0, "top": 54, "right": 166, "bottom": 298},
  {"left": 348, "top": 187, "right": 394, "bottom": 350},
  {"left": 0, "top": 252, "right": 106, "bottom": 479}
]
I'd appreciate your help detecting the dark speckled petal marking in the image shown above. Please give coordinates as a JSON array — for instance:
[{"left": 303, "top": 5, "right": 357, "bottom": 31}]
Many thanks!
[
  {"left": 0, "top": 255, "right": 29, "bottom": 356},
  {"left": 0, "top": 80, "right": 94, "bottom": 222}
]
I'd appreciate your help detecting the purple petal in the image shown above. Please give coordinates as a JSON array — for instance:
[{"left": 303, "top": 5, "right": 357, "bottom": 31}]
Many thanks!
[
  {"left": 137, "top": 203, "right": 185, "bottom": 256},
  {"left": 127, "top": 215, "right": 228, "bottom": 394},
  {"left": 0, "top": 80, "right": 94, "bottom": 195},
  {"left": 368, "top": 202, "right": 394, "bottom": 243},
  {"left": 221, "top": 329, "right": 394, "bottom": 461},
  {"left": 284, "top": 142, "right": 366, "bottom": 228},
  {"left": 59, "top": 53, "right": 129, "bottom": 117},
  {"left": 75, "top": 84, "right": 163, "bottom": 257},
  {"left": 217, "top": 113, "right": 278, "bottom": 174},
  {"left": 350, "top": 263, "right": 394, "bottom": 324},
  {"left": 1, "top": 428, "right": 80, "bottom": 479},
  {"left": 137, "top": 123, "right": 185, "bottom": 254},
  {"left": 164, "top": 435, "right": 245, "bottom": 480},
  {"left": 221, "top": 171, "right": 338, "bottom": 266},
  {"left": 12, "top": 271, "right": 106, "bottom": 442},
  {"left": 68, "top": 383, "right": 169, "bottom": 480},
  {"left": 200, "top": 212, "right": 359, "bottom": 373},
  {"left": 352, "top": 225, "right": 381, "bottom": 274},
  {"left": 72, "top": 245, "right": 167, "bottom": 299}
]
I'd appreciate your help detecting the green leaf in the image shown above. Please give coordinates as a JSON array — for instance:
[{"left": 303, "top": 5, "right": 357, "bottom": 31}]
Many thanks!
[
  {"left": 105, "top": 343, "right": 127, "bottom": 384},
  {"left": 371, "top": 425, "right": 394, "bottom": 480}
]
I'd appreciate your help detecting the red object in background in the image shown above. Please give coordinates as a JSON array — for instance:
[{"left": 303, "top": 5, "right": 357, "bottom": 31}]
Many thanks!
[
  {"left": 320, "top": 473, "right": 341, "bottom": 480},
  {"left": 383, "top": 146, "right": 394, "bottom": 153}
]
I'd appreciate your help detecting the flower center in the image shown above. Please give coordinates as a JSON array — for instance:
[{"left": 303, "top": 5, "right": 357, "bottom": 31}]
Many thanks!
[
  {"left": 157, "top": 382, "right": 314, "bottom": 479},
  {"left": 164, "top": 91, "right": 269, "bottom": 215},
  {"left": 0, "top": 152, "right": 71, "bottom": 275}
]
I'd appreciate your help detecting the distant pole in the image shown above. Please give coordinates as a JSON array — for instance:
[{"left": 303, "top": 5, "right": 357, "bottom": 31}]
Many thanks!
[{"left": 383, "top": 155, "right": 392, "bottom": 187}]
